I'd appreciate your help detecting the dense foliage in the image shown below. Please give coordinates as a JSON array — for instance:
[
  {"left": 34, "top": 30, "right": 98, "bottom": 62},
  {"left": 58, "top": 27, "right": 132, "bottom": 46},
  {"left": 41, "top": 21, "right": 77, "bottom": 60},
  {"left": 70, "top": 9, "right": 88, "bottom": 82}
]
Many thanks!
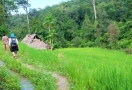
[
  {"left": 0, "top": 0, "right": 16, "bottom": 35},
  {"left": 2, "top": 0, "right": 132, "bottom": 49}
]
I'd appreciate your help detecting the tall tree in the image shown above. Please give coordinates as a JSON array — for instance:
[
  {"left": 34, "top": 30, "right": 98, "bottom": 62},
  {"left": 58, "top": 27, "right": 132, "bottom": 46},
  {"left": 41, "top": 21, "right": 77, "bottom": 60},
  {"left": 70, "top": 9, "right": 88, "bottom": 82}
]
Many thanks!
[
  {"left": 81, "top": 14, "right": 94, "bottom": 43},
  {"left": 0, "top": 4, "right": 5, "bottom": 25},
  {"left": 0, "top": 0, "right": 16, "bottom": 36},
  {"left": 30, "top": 17, "right": 42, "bottom": 34},
  {"left": 94, "top": 20, "right": 101, "bottom": 47},
  {"left": 0, "top": 0, "right": 16, "bottom": 25},
  {"left": 125, "top": 0, "right": 132, "bottom": 20},
  {"left": 15, "top": 0, "right": 31, "bottom": 34},
  {"left": 91, "top": 0, "right": 97, "bottom": 20}
]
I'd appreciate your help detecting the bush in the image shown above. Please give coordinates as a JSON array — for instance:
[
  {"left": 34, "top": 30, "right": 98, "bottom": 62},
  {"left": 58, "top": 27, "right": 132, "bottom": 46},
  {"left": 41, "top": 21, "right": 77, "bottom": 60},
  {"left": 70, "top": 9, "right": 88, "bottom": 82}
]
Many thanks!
[
  {"left": 118, "top": 39, "right": 131, "bottom": 49},
  {"left": 123, "top": 48, "right": 132, "bottom": 54},
  {"left": 71, "top": 37, "right": 81, "bottom": 47},
  {"left": 0, "top": 25, "right": 9, "bottom": 37}
]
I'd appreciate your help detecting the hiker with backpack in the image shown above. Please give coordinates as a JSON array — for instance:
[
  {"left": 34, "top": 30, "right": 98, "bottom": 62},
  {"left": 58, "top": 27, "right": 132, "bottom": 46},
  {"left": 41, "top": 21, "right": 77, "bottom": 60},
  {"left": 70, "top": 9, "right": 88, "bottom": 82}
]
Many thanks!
[
  {"left": 9, "top": 33, "right": 19, "bottom": 58},
  {"left": 2, "top": 34, "right": 9, "bottom": 52}
]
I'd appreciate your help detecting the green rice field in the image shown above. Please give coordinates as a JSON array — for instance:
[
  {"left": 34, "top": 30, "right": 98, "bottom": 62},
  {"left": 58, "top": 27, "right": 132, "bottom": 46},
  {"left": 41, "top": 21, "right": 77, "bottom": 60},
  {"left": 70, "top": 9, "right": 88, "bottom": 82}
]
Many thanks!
[{"left": 1, "top": 41, "right": 132, "bottom": 90}]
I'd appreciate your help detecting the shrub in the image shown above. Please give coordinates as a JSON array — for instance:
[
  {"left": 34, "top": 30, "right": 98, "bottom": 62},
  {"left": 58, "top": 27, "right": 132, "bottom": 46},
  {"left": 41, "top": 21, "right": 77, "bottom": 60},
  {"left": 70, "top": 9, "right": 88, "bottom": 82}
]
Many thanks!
[{"left": 123, "top": 48, "right": 132, "bottom": 54}]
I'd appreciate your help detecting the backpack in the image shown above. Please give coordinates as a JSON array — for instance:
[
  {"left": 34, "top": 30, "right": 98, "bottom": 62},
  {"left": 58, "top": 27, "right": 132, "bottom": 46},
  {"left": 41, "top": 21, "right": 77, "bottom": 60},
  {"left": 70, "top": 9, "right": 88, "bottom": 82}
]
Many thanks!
[{"left": 11, "top": 38, "right": 17, "bottom": 47}]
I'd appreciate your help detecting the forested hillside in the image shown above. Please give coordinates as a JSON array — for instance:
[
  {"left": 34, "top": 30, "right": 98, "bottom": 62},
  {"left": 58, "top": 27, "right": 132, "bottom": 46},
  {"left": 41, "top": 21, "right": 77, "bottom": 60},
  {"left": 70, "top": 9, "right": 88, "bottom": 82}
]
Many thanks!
[{"left": 1, "top": 0, "right": 132, "bottom": 49}]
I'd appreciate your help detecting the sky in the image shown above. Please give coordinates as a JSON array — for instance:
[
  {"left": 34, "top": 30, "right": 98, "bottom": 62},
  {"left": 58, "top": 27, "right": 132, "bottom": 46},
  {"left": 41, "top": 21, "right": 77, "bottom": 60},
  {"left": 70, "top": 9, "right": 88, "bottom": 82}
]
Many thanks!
[{"left": 18, "top": 0, "right": 69, "bottom": 14}]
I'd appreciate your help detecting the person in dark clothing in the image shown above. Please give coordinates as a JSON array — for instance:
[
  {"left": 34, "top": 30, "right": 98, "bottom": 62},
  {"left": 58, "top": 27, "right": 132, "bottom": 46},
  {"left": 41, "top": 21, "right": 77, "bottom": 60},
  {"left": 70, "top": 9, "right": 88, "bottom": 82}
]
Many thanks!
[{"left": 9, "top": 33, "right": 19, "bottom": 58}]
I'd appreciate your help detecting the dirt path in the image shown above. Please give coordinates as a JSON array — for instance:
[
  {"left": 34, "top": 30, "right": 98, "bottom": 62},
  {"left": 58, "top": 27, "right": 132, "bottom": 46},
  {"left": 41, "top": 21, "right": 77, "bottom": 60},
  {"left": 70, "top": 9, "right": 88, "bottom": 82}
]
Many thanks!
[
  {"left": 52, "top": 72, "right": 68, "bottom": 90},
  {"left": 21, "top": 62, "right": 68, "bottom": 90}
]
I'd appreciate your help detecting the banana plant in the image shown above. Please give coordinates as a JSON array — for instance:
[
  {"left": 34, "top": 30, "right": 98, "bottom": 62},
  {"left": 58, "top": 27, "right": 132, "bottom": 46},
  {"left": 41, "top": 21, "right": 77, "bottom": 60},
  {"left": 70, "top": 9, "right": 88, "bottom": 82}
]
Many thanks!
[{"left": 43, "top": 16, "right": 56, "bottom": 50}]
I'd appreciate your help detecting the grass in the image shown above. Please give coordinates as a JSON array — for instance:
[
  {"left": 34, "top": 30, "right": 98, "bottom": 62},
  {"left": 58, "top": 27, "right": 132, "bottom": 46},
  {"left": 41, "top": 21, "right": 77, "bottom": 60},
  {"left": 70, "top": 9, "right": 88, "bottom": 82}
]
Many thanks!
[
  {"left": 0, "top": 67, "right": 21, "bottom": 90},
  {"left": 0, "top": 41, "right": 56, "bottom": 90},
  {"left": 1, "top": 41, "right": 132, "bottom": 90}
]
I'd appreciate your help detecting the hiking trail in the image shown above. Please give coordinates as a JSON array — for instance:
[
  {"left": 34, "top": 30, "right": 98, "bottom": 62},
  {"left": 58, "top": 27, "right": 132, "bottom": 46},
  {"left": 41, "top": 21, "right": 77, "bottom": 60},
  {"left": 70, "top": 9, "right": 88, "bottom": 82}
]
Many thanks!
[{"left": 19, "top": 61, "right": 69, "bottom": 90}]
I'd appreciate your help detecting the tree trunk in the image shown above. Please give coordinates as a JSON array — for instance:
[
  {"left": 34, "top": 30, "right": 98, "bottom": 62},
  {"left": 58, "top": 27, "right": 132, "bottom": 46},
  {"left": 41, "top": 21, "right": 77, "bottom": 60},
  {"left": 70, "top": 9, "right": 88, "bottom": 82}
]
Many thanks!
[
  {"left": 97, "top": 26, "right": 100, "bottom": 47},
  {"left": 48, "top": 24, "right": 52, "bottom": 50},
  {"left": 51, "top": 35, "right": 53, "bottom": 51},
  {"left": 24, "top": 7, "right": 30, "bottom": 34},
  {"left": 91, "top": 0, "right": 97, "bottom": 20}
]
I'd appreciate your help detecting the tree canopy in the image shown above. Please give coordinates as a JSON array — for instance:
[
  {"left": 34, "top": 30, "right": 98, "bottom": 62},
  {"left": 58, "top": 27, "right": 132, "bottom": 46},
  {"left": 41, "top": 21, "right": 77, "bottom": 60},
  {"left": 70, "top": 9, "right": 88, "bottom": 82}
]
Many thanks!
[{"left": 1, "top": 0, "right": 132, "bottom": 49}]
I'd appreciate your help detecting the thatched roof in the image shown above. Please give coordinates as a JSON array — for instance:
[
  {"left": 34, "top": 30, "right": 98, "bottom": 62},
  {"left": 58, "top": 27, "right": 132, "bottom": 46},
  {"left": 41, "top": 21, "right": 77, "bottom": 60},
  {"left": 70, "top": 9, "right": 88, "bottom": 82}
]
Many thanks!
[{"left": 22, "top": 34, "right": 49, "bottom": 50}]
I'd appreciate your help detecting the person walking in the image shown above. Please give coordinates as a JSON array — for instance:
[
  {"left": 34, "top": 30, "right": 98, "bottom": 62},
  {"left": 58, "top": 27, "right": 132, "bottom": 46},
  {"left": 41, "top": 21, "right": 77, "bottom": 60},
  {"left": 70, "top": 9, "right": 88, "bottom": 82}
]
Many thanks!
[
  {"left": 2, "top": 34, "right": 9, "bottom": 52},
  {"left": 9, "top": 33, "right": 19, "bottom": 58}
]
